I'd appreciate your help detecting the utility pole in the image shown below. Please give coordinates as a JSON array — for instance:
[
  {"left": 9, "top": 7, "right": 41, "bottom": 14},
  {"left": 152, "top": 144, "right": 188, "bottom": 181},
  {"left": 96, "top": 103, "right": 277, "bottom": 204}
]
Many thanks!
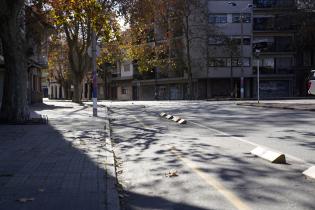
[
  {"left": 256, "top": 49, "right": 261, "bottom": 104},
  {"left": 240, "top": 12, "right": 245, "bottom": 99},
  {"left": 92, "top": 31, "right": 98, "bottom": 117}
]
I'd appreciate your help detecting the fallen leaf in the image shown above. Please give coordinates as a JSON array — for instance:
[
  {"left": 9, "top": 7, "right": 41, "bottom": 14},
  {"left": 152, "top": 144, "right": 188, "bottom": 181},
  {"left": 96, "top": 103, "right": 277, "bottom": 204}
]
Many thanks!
[{"left": 165, "top": 170, "right": 178, "bottom": 178}]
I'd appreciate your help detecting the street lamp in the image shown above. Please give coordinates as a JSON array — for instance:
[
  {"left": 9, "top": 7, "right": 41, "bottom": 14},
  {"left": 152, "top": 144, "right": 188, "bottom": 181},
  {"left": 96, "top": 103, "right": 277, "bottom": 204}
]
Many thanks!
[
  {"left": 255, "top": 49, "right": 261, "bottom": 104},
  {"left": 228, "top": 2, "right": 253, "bottom": 99}
]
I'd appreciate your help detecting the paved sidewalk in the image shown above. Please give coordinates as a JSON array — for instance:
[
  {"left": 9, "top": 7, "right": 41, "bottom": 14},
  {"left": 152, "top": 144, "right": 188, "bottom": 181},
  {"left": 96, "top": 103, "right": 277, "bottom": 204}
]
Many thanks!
[{"left": 0, "top": 101, "right": 119, "bottom": 210}]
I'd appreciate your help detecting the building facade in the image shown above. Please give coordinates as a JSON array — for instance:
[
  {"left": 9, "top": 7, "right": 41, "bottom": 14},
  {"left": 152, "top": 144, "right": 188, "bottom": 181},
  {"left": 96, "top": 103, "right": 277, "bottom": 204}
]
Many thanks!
[
  {"left": 204, "top": 0, "right": 254, "bottom": 98},
  {"left": 253, "top": 0, "right": 297, "bottom": 98},
  {"left": 0, "top": 5, "right": 50, "bottom": 109},
  {"left": 106, "top": 0, "right": 302, "bottom": 100}
]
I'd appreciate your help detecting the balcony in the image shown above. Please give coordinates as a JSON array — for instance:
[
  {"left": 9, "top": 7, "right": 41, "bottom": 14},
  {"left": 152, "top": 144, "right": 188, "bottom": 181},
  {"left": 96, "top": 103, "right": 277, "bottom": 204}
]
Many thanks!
[
  {"left": 253, "top": 67, "right": 294, "bottom": 75},
  {"left": 253, "top": 0, "right": 295, "bottom": 9},
  {"left": 253, "top": 43, "right": 294, "bottom": 53},
  {"left": 29, "top": 55, "right": 48, "bottom": 68},
  {"left": 37, "top": 56, "right": 48, "bottom": 68},
  {"left": 254, "top": 18, "right": 295, "bottom": 31}
]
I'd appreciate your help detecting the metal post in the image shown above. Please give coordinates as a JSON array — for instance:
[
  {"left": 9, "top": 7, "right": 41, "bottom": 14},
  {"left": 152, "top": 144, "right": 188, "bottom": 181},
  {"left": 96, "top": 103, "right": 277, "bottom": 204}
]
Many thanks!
[
  {"left": 92, "top": 31, "right": 98, "bottom": 117},
  {"left": 257, "top": 58, "right": 260, "bottom": 104},
  {"left": 240, "top": 12, "right": 245, "bottom": 99}
]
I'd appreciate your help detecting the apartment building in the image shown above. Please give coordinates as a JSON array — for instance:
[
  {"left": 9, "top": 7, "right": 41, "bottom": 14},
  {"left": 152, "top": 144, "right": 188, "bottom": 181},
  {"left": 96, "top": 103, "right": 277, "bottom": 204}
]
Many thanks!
[
  {"left": 201, "top": 0, "right": 299, "bottom": 99},
  {"left": 203, "top": 0, "right": 254, "bottom": 98},
  {"left": 253, "top": 0, "right": 297, "bottom": 98},
  {"left": 110, "top": 61, "right": 134, "bottom": 101},
  {"left": 133, "top": 17, "right": 187, "bottom": 100},
  {"left": 109, "top": 0, "right": 305, "bottom": 100}
]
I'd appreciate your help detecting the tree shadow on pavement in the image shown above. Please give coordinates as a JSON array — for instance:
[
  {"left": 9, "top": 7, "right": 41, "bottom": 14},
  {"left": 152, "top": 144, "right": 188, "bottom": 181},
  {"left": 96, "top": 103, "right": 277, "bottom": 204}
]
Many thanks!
[
  {"left": 0, "top": 108, "right": 211, "bottom": 210},
  {"left": 110, "top": 104, "right": 315, "bottom": 210}
]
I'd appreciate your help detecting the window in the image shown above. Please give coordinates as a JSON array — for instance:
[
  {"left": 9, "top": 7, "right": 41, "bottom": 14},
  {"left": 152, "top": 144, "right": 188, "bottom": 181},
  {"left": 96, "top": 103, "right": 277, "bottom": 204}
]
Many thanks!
[
  {"left": 209, "top": 14, "right": 227, "bottom": 24},
  {"left": 124, "top": 64, "right": 130, "bottom": 72},
  {"left": 253, "top": 57, "right": 275, "bottom": 74},
  {"left": 232, "top": 13, "right": 251, "bottom": 23},
  {"left": 209, "top": 57, "right": 251, "bottom": 67},
  {"left": 209, "top": 36, "right": 225, "bottom": 45},
  {"left": 215, "top": 58, "right": 227, "bottom": 67},
  {"left": 243, "top": 37, "right": 251, "bottom": 45},
  {"left": 209, "top": 58, "right": 227, "bottom": 67},
  {"left": 121, "top": 87, "right": 128, "bottom": 95},
  {"left": 231, "top": 58, "right": 251, "bottom": 67},
  {"left": 230, "top": 36, "right": 251, "bottom": 45},
  {"left": 303, "top": 51, "right": 312, "bottom": 67}
]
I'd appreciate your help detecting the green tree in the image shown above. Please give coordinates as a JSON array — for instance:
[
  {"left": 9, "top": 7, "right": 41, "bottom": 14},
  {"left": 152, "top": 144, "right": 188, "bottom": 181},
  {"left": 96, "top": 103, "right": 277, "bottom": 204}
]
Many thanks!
[
  {"left": 48, "top": 0, "right": 119, "bottom": 103},
  {"left": 48, "top": 33, "right": 72, "bottom": 99}
]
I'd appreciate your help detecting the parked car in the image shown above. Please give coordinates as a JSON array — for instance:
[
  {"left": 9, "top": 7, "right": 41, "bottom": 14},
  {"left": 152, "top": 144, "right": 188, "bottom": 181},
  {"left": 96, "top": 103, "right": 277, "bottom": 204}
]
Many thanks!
[{"left": 308, "top": 70, "right": 315, "bottom": 95}]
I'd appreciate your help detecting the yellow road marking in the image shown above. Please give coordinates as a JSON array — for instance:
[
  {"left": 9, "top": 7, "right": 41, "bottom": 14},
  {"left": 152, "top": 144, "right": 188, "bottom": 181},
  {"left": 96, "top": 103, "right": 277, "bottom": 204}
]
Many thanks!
[{"left": 171, "top": 147, "right": 251, "bottom": 210}]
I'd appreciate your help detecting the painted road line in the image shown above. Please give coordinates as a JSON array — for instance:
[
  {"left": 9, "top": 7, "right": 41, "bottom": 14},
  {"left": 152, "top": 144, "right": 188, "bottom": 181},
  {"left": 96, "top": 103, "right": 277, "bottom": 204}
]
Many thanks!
[
  {"left": 170, "top": 147, "right": 251, "bottom": 210},
  {"left": 189, "top": 120, "right": 310, "bottom": 166}
]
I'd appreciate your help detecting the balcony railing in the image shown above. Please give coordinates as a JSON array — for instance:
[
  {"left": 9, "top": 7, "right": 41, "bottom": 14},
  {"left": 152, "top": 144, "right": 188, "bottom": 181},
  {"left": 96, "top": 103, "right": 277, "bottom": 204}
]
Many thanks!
[
  {"left": 253, "top": 67, "right": 294, "bottom": 75},
  {"left": 253, "top": 43, "right": 294, "bottom": 53},
  {"left": 37, "top": 56, "right": 48, "bottom": 67},
  {"left": 254, "top": 0, "right": 295, "bottom": 9}
]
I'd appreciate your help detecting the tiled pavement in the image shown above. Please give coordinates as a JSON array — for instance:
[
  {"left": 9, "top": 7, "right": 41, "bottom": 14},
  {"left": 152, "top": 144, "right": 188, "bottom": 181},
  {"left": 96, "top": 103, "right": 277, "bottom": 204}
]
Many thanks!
[{"left": 0, "top": 101, "right": 119, "bottom": 210}]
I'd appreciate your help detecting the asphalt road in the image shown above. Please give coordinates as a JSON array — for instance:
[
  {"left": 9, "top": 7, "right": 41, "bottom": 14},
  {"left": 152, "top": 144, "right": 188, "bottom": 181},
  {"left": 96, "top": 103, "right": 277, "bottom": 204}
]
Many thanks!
[{"left": 107, "top": 100, "right": 315, "bottom": 210}]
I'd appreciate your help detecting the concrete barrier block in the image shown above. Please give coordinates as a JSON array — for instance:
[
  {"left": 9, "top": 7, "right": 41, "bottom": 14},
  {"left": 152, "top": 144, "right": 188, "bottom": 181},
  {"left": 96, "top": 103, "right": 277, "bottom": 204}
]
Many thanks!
[
  {"left": 251, "top": 147, "right": 286, "bottom": 164},
  {"left": 166, "top": 115, "right": 173, "bottom": 120},
  {"left": 303, "top": 166, "right": 315, "bottom": 179},
  {"left": 160, "top": 113, "right": 167, "bottom": 117},
  {"left": 178, "top": 119, "right": 187, "bottom": 125},
  {"left": 172, "top": 116, "right": 180, "bottom": 122}
]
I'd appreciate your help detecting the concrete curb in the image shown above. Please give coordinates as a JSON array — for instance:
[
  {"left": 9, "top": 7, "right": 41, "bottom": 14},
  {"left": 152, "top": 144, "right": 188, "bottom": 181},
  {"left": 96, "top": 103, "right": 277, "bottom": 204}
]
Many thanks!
[
  {"left": 303, "top": 166, "right": 315, "bottom": 180},
  {"left": 159, "top": 113, "right": 187, "bottom": 125},
  {"left": 104, "top": 106, "right": 121, "bottom": 210},
  {"left": 251, "top": 147, "right": 286, "bottom": 164},
  {"left": 238, "top": 103, "right": 315, "bottom": 112}
]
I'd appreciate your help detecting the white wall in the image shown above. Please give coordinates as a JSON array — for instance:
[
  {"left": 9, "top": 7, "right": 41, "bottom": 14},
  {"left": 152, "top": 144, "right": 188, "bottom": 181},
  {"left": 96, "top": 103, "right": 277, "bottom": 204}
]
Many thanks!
[
  {"left": 120, "top": 61, "right": 134, "bottom": 78},
  {"left": 117, "top": 85, "right": 132, "bottom": 101}
]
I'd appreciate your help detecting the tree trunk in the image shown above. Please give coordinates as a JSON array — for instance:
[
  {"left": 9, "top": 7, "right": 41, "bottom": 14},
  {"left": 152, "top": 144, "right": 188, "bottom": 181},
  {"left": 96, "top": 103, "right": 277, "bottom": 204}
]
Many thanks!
[
  {"left": 0, "top": 6, "right": 29, "bottom": 122},
  {"left": 185, "top": 14, "right": 193, "bottom": 100},
  {"left": 63, "top": 82, "right": 69, "bottom": 99},
  {"left": 72, "top": 76, "right": 83, "bottom": 103}
]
